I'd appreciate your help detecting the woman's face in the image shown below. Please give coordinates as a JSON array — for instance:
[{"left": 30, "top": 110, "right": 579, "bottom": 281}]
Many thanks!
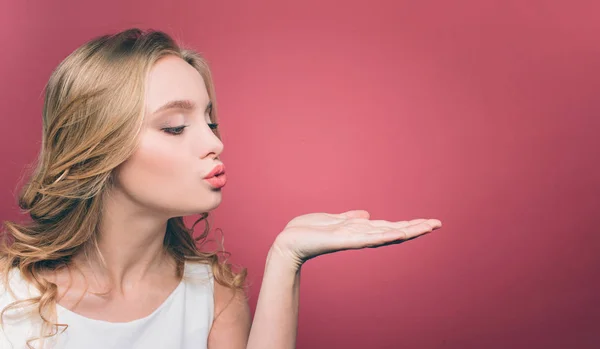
[{"left": 114, "top": 55, "right": 225, "bottom": 218}]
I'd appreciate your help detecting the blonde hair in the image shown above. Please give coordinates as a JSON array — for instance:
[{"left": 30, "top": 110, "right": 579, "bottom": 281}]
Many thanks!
[{"left": 0, "top": 28, "right": 246, "bottom": 348}]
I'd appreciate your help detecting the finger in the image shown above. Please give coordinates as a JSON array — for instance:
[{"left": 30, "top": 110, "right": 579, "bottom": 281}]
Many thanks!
[
  {"left": 398, "top": 219, "right": 441, "bottom": 239},
  {"left": 351, "top": 219, "right": 442, "bottom": 248},
  {"left": 342, "top": 220, "right": 420, "bottom": 236},
  {"left": 361, "top": 229, "right": 418, "bottom": 248},
  {"left": 367, "top": 218, "right": 428, "bottom": 229},
  {"left": 345, "top": 218, "right": 428, "bottom": 228},
  {"left": 357, "top": 228, "right": 425, "bottom": 248},
  {"left": 346, "top": 228, "right": 400, "bottom": 248},
  {"left": 365, "top": 218, "right": 441, "bottom": 232},
  {"left": 339, "top": 210, "right": 370, "bottom": 219}
]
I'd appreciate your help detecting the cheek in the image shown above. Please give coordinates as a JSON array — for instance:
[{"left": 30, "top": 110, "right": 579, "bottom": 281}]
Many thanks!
[{"left": 116, "top": 135, "right": 192, "bottom": 200}]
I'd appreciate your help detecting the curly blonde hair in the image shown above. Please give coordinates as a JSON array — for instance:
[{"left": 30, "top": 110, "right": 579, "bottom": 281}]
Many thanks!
[{"left": 0, "top": 28, "right": 247, "bottom": 348}]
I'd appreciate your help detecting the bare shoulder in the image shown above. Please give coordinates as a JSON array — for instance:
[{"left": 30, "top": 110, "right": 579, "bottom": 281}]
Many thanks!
[
  {"left": 212, "top": 279, "right": 250, "bottom": 320},
  {"left": 207, "top": 278, "right": 252, "bottom": 349}
]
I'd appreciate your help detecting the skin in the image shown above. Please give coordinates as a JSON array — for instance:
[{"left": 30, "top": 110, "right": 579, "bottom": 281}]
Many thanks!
[
  {"left": 43, "top": 55, "right": 234, "bottom": 325},
  {"left": 43, "top": 55, "right": 443, "bottom": 349}
]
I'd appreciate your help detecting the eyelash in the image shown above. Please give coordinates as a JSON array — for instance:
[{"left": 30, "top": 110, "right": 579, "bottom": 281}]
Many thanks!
[{"left": 162, "top": 123, "right": 219, "bottom": 135}]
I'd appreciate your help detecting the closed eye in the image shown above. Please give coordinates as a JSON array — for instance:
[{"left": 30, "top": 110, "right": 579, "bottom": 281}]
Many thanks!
[
  {"left": 162, "top": 125, "right": 187, "bottom": 135},
  {"left": 162, "top": 123, "right": 219, "bottom": 136}
]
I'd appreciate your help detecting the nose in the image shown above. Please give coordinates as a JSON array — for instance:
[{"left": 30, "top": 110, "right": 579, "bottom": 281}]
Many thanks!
[{"left": 197, "top": 122, "right": 224, "bottom": 159}]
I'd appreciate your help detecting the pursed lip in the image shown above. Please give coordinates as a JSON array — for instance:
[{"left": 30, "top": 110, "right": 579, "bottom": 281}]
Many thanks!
[{"left": 204, "top": 164, "right": 225, "bottom": 179}]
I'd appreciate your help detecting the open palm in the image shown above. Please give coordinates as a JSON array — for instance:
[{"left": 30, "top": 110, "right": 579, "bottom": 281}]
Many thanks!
[{"left": 272, "top": 209, "right": 442, "bottom": 267}]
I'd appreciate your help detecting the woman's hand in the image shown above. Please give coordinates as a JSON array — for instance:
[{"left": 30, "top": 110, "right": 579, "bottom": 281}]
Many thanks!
[{"left": 271, "top": 210, "right": 442, "bottom": 269}]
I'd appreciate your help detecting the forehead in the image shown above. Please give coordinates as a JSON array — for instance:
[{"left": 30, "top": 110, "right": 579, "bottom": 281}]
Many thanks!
[{"left": 145, "top": 55, "right": 209, "bottom": 116}]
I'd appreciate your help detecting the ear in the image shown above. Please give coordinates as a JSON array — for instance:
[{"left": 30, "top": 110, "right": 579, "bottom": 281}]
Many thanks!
[{"left": 340, "top": 210, "right": 370, "bottom": 219}]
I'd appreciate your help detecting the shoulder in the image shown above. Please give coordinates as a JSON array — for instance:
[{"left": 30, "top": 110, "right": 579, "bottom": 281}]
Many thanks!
[
  {"left": 185, "top": 261, "right": 248, "bottom": 315},
  {"left": 0, "top": 268, "right": 43, "bottom": 346},
  {"left": 183, "top": 260, "right": 214, "bottom": 289},
  {"left": 1, "top": 268, "right": 30, "bottom": 305},
  {"left": 213, "top": 278, "right": 249, "bottom": 319},
  {"left": 0, "top": 267, "right": 42, "bottom": 316},
  {"left": 206, "top": 266, "right": 251, "bottom": 348}
]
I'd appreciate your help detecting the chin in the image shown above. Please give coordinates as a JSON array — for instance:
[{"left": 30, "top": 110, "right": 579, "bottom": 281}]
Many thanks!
[
  {"left": 166, "top": 194, "right": 222, "bottom": 217},
  {"left": 182, "top": 204, "right": 221, "bottom": 217}
]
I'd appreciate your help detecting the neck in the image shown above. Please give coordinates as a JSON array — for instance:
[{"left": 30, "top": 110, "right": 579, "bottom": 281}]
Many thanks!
[{"left": 71, "top": 190, "right": 178, "bottom": 296}]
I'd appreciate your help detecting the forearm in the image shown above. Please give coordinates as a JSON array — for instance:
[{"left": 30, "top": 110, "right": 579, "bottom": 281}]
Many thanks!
[{"left": 246, "top": 246, "right": 301, "bottom": 349}]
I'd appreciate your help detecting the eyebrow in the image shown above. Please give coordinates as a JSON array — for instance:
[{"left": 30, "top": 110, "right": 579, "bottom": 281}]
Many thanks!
[{"left": 151, "top": 99, "right": 212, "bottom": 115}]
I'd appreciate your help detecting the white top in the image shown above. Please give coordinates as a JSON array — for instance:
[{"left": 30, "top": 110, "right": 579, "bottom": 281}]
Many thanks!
[{"left": 0, "top": 261, "right": 214, "bottom": 349}]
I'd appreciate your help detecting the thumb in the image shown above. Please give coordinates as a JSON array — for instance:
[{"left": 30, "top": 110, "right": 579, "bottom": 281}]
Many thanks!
[{"left": 340, "top": 210, "right": 370, "bottom": 219}]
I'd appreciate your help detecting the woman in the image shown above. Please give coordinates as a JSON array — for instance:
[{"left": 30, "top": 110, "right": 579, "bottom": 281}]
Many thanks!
[{"left": 0, "top": 28, "right": 442, "bottom": 349}]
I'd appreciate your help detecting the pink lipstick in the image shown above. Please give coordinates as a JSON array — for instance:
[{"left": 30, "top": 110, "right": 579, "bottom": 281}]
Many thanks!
[{"left": 204, "top": 164, "right": 226, "bottom": 188}]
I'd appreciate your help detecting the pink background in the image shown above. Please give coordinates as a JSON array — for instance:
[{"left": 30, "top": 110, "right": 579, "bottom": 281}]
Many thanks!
[{"left": 1, "top": 1, "right": 598, "bottom": 348}]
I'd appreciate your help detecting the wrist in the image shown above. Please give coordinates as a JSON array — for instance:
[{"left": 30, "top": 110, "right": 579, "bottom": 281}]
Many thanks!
[{"left": 267, "top": 242, "right": 303, "bottom": 273}]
